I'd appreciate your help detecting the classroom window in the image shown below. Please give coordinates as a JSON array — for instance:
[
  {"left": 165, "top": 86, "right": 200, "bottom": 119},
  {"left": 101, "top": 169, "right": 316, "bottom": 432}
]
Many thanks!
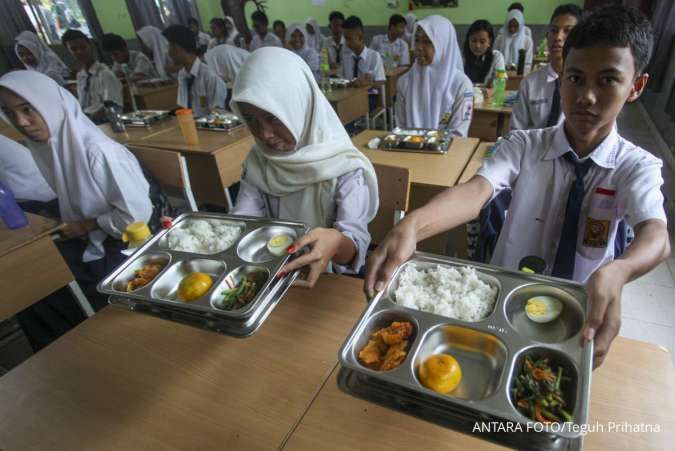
[
  {"left": 154, "top": 0, "right": 200, "bottom": 26},
  {"left": 22, "top": 0, "right": 92, "bottom": 44}
]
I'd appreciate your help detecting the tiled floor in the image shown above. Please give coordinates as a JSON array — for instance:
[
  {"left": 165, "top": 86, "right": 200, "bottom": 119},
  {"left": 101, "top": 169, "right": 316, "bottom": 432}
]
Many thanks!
[{"left": 616, "top": 103, "right": 675, "bottom": 367}]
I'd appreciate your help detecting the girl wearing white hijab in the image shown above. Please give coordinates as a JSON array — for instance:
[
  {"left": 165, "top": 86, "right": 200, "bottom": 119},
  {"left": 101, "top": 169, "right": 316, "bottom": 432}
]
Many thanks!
[
  {"left": 137, "top": 26, "right": 174, "bottom": 79},
  {"left": 0, "top": 70, "right": 154, "bottom": 349},
  {"left": 230, "top": 48, "right": 379, "bottom": 287},
  {"left": 304, "top": 18, "right": 324, "bottom": 53},
  {"left": 395, "top": 15, "right": 474, "bottom": 136},
  {"left": 225, "top": 16, "right": 242, "bottom": 47},
  {"left": 494, "top": 9, "right": 533, "bottom": 73},
  {"left": 205, "top": 44, "right": 250, "bottom": 89},
  {"left": 404, "top": 13, "right": 417, "bottom": 46},
  {"left": 14, "top": 31, "right": 70, "bottom": 85},
  {"left": 286, "top": 24, "right": 320, "bottom": 81}
]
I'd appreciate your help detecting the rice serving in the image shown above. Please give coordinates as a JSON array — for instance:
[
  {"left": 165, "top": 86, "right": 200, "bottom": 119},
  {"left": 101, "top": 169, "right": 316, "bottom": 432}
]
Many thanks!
[
  {"left": 166, "top": 219, "right": 242, "bottom": 254},
  {"left": 395, "top": 264, "right": 498, "bottom": 322}
]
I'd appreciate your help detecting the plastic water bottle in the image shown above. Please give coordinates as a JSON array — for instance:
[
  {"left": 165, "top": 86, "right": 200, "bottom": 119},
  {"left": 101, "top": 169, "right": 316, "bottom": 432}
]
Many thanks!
[
  {"left": 0, "top": 181, "right": 28, "bottom": 229},
  {"left": 104, "top": 100, "right": 126, "bottom": 133},
  {"left": 320, "top": 47, "right": 332, "bottom": 93},
  {"left": 492, "top": 69, "right": 507, "bottom": 107}
]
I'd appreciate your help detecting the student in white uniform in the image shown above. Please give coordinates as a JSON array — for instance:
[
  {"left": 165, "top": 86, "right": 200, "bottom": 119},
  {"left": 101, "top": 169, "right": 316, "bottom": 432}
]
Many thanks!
[
  {"left": 249, "top": 11, "right": 283, "bottom": 52},
  {"left": 511, "top": 4, "right": 583, "bottom": 130},
  {"left": 496, "top": 3, "right": 533, "bottom": 41},
  {"left": 230, "top": 48, "right": 378, "bottom": 286},
  {"left": 208, "top": 18, "right": 228, "bottom": 50},
  {"left": 163, "top": 25, "right": 227, "bottom": 118},
  {"left": 102, "top": 33, "right": 158, "bottom": 82},
  {"left": 0, "top": 70, "right": 155, "bottom": 349},
  {"left": 403, "top": 13, "right": 417, "bottom": 47},
  {"left": 370, "top": 14, "right": 410, "bottom": 69},
  {"left": 286, "top": 24, "right": 320, "bottom": 81},
  {"left": 224, "top": 16, "right": 242, "bottom": 47},
  {"left": 14, "top": 31, "right": 70, "bottom": 86},
  {"left": 188, "top": 17, "right": 211, "bottom": 52},
  {"left": 395, "top": 15, "right": 473, "bottom": 136},
  {"left": 205, "top": 43, "right": 250, "bottom": 91},
  {"left": 463, "top": 20, "right": 505, "bottom": 87},
  {"left": 324, "top": 11, "right": 346, "bottom": 70},
  {"left": 273, "top": 20, "right": 287, "bottom": 47},
  {"left": 366, "top": 6, "right": 670, "bottom": 370},
  {"left": 305, "top": 18, "right": 325, "bottom": 53},
  {"left": 494, "top": 9, "right": 533, "bottom": 73},
  {"left": 137, "top": 26, "right": 173, "bottom": 80},
  {"left": 61, "top": 30, "right": 123, "bottom": 124},
  {"left": 341, "top": 16, "right": 385, "bottom": 85}
]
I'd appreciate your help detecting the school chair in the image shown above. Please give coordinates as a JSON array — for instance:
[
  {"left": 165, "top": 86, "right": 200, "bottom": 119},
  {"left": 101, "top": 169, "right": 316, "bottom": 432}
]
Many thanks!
[
  {"left": 367, "top": 82, "right": 388, "bottom": 130},
  {"left": 127, "top": 145, "right": 198, "bottom": 212},
  {"left": 369, "top": 163, "right": 410, "bottom": 245}
]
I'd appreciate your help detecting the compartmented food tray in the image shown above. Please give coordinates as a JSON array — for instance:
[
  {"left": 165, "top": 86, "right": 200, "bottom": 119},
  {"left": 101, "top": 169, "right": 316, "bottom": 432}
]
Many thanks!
[
  {"left": 136, "top": 78, "right": 174, "bottom": 87},
  {"left": 98, "top": 212, "right": 308, "bottom": 336},
  {"left": 380, "top": 128, "right": 451, "bottom": 154},
  {"left": 195, "top": 112, "right": 243, "bottom": 132},
  {"left": 329, "top": 78, "right": 353, "bottom": 88},
  {"left": 120, "top": 110, "right": 169, "bottom": 126},
  {"left": 338, "top": 253, "right": 592, "bottom": 448}
]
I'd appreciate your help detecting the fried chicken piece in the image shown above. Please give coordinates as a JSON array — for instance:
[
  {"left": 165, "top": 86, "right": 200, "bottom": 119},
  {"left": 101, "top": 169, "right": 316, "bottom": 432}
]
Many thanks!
[
  {"left": 379, "top": 321, "right": 414, "bottom": 345},
  {"left": 357, "top": 321, "right": 414, "bottom": 371},
  {"left": 358, "top": 338, "right": 384, "bottom": 368},
  {"left": 379, "top": 340, "right": 409, "bottom": 371}
]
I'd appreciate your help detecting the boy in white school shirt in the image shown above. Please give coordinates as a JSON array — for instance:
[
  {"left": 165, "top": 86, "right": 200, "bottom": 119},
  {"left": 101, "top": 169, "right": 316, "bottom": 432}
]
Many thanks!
[
  {"left": 61, "top": 29, "right": 123, "bottom": 124},
  {"left": 511, "top": 4, "right": 582, "bottom": 130},
  {"left": 163, "top": 25, "right": 227, "bottom": 118},
  {"left": 366, "top": 6, "right": 670, "bottom": 370},
  {"left": 102, "top": 33, "right": 158, "bottom": 82},
  {"left": 324, "top": 11, "right": 346, "bottom": 70},
  {"left": 249, "top": 10, "right": 283, "bottom": 52},
  {"left": 370, "top": 14, "right": 410, "bottom": 69},
  {"left": 188, "top": 17, "right": 211, "bottom": 52}
]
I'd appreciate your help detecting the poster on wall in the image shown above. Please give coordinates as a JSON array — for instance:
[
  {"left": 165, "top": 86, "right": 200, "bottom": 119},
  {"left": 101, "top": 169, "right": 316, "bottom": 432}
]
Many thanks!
[{"left": 409, "top": 0, "right": 458, "bottom": 7}]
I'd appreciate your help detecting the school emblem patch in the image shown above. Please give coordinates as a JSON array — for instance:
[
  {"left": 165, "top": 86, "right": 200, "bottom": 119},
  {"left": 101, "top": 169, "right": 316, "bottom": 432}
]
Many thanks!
[{"left": 583, "top": 217, "right": 610, "bottom": 248}]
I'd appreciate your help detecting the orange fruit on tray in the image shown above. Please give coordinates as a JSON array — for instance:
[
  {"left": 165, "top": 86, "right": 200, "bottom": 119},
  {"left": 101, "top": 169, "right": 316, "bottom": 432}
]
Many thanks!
[
  {"left": 177, "top": 272, "right": 213, "bottom": 301},
  {"left": 418, "top": 353, "right": 462, "bottom": 394}
]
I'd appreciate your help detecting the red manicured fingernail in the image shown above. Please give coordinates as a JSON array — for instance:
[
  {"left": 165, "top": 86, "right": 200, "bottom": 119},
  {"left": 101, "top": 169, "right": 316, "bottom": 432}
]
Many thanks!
[
  {"left": 287, "top": 246, "right": 296, "bottom": 254},
  {"left": 276, "top": 271, "right": 287, "bottom": 278}
]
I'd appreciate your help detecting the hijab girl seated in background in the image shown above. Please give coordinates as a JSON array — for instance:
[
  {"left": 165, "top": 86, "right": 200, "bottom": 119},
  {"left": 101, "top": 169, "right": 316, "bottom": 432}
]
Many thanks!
[
  {"left": 463, "top": 20, "right": 505, "bottom": 87},
  {"left": 395, "top": 15, "right": 473, "bottom": 136},
  {"left": 304, "top": 18, "right": 324, "bottom": 52},
  {"left": 494, "top": 9, "right": 533, "bottom": 73},
  {"left": 286, "top": 24, "right": 320, "bottom": 81},
  {"left": 14, "top": 31, "right": 70, "bottom": 86},
  {"left": 230, "top": 48, "right": 378, "bottom": 287},
  {"left": 137, "top": 25, "right": 175, "bottom": 79},
  {"left": 0, "top": 71, "right": 155, "bottom": 350}
]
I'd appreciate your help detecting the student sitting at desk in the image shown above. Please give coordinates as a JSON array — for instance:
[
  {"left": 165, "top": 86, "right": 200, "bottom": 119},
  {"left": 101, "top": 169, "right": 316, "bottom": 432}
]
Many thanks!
[
  {"left": 395, "top": 15, "right": 473, "bottom": 136},
  {"left": 208, "top": 18, "right": 228, "bottom": 50},
  {"left": 224, "top": 16, "right": 243, "bottom": 48},
  {"left": 370, "top": 14, "right": 410, "bottom": 69},
  {"left": 163, "top": 25, "right": 227, "bottom": 118},
  {"left": 204, "top": 43, "right": 250, "bottom": 93},
  {"left": 367, "top": 6, "right": 670, "bottom": 369},
  {"left": 14, "top": 31, "right": 70, "bottom": 86},
  {"left": 188, "top": 17, "right": 210, "bottom": 53},
  {"left": 273, "top": 20, "right": 287, "bottom": 47},
  {"left": 137, "top": 26, "right": 174, "bottom": 80},
  {"left": 324, "top": 11, "right": 345, "bottom": 70},
  {"left": 249, "top": 11, "right": 283, "bottom": 52},
  {"left": 61, "top": 29, "right": 123, "bottom": 124},
  {"left": 511, "top": 4, "right": 582, "bottom": 130},
  {"left": 463, "top": 20, "right": 505, "bottom": 87},
  {"left": 230, "top": 48, "right": 378, "bottom": 287},
  {"left": 304, "top": 18, "right": 325, "bottom": 53},
  {"left": 286, "top": 24, "right": 320, "bottom": 81},
  {"left": 494, "top": 9, "right": 533, "bottom": 74},
  {"left": 102, "top": 33, "right": 158, "bottom": 82}
]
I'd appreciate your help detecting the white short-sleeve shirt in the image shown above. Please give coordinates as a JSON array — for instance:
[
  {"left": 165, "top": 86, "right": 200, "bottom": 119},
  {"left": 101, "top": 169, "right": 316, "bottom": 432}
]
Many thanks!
[
  {"left": 249, "top": 32, "right": 283, "bottom": 52},
  {"left": 177, "top": 57, "right": 228, "bottom": 118},
  {"left": 76, "top": 61, "right": 123, "bottom": 115},
  {"left": 370, "top": 34, "right": 410, "bottom": 68},
  {"left": 511, "top": 63, "right": 563, "bottom": 130},
  {"left": 323, "top": 35, "right": 346, "bottom": 67},
  {"left": 339, "top": 46, "right": 385, "bottom": 82},
  {"left": 476, "top": 123, "right": 667, "bottom": 283}
]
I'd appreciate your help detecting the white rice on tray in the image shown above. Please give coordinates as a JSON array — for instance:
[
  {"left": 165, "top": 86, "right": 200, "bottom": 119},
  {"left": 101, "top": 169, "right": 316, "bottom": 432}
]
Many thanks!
[
  {"left": 394, "top": 264, "right": 498, "bottom": 322},
  {"left": 167, "top": 219, "right": 242, "bottom": 254}
]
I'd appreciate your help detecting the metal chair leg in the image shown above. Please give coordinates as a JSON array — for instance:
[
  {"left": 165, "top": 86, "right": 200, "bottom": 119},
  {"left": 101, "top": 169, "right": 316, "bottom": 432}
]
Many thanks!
[{"left": 68, "top": 281, "right": 94, "bottom": 317}]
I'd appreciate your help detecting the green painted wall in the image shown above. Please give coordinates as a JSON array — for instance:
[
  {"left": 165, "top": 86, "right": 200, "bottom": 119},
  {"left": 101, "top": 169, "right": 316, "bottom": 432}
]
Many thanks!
[
  {"left": 92, "top": 0, "right": 136, "bottom": 39},
  {"left": 197, "top": 0, "right": 223, "bottom": 28}
]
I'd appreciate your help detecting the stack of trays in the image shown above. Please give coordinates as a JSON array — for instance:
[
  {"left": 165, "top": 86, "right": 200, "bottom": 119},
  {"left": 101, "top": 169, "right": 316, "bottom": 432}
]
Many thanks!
[
  {"left": 120, "top": 110, "right": 169, "bottom": 126},
  {"left": 195, "top": 112, "right": 243, "bottom": 132},
  {"left": 338, "top": 253, "right": 592, "bottom": 451},
  {"left": 98, "top": 213, "right": 308, "bottom": 337},
  {"left": 380, "top": 128, "right": 452, "bottom": 154}
]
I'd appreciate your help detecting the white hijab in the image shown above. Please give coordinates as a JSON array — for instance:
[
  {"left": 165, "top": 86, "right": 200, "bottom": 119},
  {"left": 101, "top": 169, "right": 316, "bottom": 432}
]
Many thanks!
[
  {"left": 404, "top": 13, "right": 417, "bottom": 45},
  {"left": 398, "top": 15, "right": 464, "bottom": 129},
  {"left": 14, "top": 31, "right": 69, "bottom": 85},
  {"left": 286, "top": 24, "right": 320, "bottom": 79},
  {"left": 231, "top": 48, "right": 378, "bottom": 229},
  {"left": 304, "top": 18, "right": 324, "bottom": 52},
  {"left": 137, "top": 26, "right": 171, "bottom": 79},
  {"left": 224, "top": 16, "right": 241, "bottom": 46},
  {"left": 500, "top": 10, "right": 528, "bottom": 66},
  {"left": 0, "top": 71, "right": 151, "bottom": 261},
  {"left": 205, "top": 44, "right": 250, "bottom": 87}
]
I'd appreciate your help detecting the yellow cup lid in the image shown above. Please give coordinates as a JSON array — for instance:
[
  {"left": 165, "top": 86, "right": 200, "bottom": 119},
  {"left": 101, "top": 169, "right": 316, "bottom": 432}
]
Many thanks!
[{"left": 123, "top": 221, "right": 151, "bottom": 243}]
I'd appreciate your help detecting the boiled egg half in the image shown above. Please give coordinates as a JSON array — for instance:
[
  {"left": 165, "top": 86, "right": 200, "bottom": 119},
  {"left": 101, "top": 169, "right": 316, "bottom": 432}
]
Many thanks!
[
  {"left": 525, "top": 296, "right": 563, "bottom": 323},
  {"left": 266, "top": 234, "right": 294, "bottom": 257}
]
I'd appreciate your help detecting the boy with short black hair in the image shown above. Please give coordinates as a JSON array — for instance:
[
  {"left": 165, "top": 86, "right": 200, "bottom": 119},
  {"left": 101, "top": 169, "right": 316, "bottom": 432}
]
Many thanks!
[
  {"left": 188, "top": 17, "right": 210, "bottom": 53},
  {"left": 512, "top": 3, "right": 583, "bottom": 130},
  {"left": 61, "top": 29, "right": 123, "bottom": 123},
  {"left": 324, "top": 11, "right": 345, "bottom": 69},
  {"left": 101, "top": 33, "right": 157, "bottom": 81},
  {"left": 162, "top": 25, "right": 227, "bottom": 118},
  {"left": 340, "top": 15, "right": 385, "bottom": 86},
  {"left": 367, "top": 6, "right": 670, "bottom": 370},
  {"left": 249, "top": 10, "right": 282, "bottom": 51},
  {"left": 370, "top": 14, "right": 410, "bottom": 68}
]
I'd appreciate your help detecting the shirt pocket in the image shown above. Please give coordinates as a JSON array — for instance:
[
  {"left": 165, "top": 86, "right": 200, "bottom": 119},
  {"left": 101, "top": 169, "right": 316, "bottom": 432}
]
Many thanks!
[{"left": 578, "top": 188, "right": 618, "bottom": 260}]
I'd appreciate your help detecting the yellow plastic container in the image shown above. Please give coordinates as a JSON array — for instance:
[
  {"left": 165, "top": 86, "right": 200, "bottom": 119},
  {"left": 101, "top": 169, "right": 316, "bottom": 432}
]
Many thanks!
[{"left": 122, "top": 221, "right": 152, "bottom": 248}]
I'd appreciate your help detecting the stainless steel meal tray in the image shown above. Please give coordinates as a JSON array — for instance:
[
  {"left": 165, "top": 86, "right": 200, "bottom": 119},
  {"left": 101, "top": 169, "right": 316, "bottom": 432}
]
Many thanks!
[
  {"left": 120, "top": 110, "right": 169, "bottom": 126},
  {"left": 338, "top": 252, "right": 592, "bottom": 443},
  {"left": 195, "top": 113, "right": 244, "bottom": 132},
  {"left": 380, "top": 128, "right": 451, "bottom": 154},
  {"left": 330, "top": 78, "right": 353, "bottom": 88},
  {"left": 98, "top": 212, "right": 308, "bottom": 335}
]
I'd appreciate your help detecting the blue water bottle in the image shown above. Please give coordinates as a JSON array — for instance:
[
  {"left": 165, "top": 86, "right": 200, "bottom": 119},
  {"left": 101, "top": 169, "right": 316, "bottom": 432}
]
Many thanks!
[{"left": 0, "top": 181, "right": 29, "bottom": 229}]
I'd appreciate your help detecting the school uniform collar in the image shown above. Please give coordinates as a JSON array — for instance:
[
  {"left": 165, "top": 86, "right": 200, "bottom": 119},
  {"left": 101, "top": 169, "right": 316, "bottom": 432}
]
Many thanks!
[
  {"left": 545, "top": 122, "right": 619, "bottom": 169},
  {"left": 352, "top": 46, "right": 369, "bottom": 59},
  {"left": 546, "top": 62, "right": 559, "bottom": 83},
  {"left": 188, "top": 57, "right": 202, "bottom": 77},
  {"left": 329, "top": 35, "right": 344, "bottom": 45},
  {"left": 80, "top": 60, "right": 104, "bottom": 76}
]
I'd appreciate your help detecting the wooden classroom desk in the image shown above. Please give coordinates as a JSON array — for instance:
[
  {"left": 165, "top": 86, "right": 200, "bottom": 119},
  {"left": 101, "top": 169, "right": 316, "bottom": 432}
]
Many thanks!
[
  {"left": 469, "top": 92, "right": 514, "bottom": 141},
  {"left": 0, "top": 214, "right": 76, "bottom": 320},
  {"left": 283, "top": 337, "right": 675, "bottom": 451},
  {"left": 98, "top": 118, "right": 178, "bottom": 145},
  {"left": 353, "top": 130, "right": 480, "bottom": 254},
  {"left": 0, "top": 274, "right": 369, "bottom": 451},
  {"left": 133, "top": 83, "right": 179, "bottom": 111},
  {"left": 458, "top": 141, "right": 493, "bottom": 184},
  {"left": 324, "top": 86, "right": 369, "bottom": 124}
]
